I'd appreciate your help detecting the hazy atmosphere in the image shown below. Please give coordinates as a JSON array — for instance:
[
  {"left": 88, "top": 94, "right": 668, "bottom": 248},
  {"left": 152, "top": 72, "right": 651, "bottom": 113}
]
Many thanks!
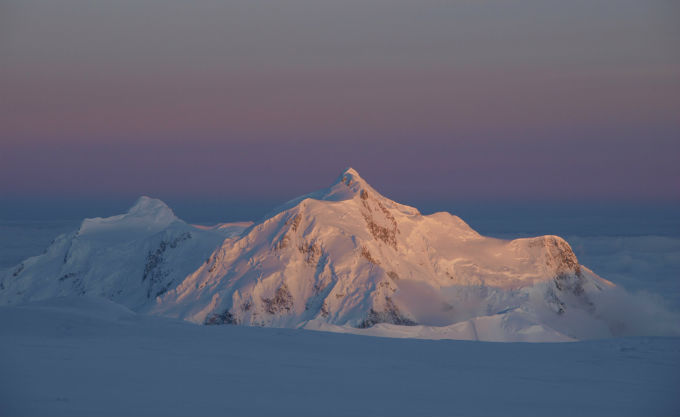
[{"left": 2, "top": 0, "right": 679, "bottom": 212}]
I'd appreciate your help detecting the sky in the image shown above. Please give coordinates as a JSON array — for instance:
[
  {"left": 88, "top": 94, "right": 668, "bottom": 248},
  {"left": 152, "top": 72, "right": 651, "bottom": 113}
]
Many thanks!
[{"left": 1, "top": 0, "right": 679, "bottom": 218}]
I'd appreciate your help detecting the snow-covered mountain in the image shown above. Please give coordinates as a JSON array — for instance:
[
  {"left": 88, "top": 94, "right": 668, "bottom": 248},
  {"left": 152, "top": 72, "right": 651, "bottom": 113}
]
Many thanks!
[
  {"left": 0, "top": 197, "right": 251, "bottom": 311},
  {"left": 2, "top": 168, "right": 671, "bottom": 342}
]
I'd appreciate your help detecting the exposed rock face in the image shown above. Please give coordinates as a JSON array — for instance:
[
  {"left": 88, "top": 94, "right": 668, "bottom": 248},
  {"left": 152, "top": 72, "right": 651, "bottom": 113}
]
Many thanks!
[
  {"left": 204, "top": 310, "right": 237, "bottom": 325},
  {"left": 358, "top": 297, "right": 417, "bottom": 328},
  {"left": 262, "top": 284, "right": 294, "bottom": 315},
  {"left": 143, "top": 232, "right": 193, "bottom": 298}
]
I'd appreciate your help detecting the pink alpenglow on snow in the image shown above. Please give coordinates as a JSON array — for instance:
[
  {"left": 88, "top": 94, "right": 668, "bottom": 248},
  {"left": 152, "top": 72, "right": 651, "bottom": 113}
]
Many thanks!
[{"left": 2, "top": 168, "right": 678, "bottom": 342}]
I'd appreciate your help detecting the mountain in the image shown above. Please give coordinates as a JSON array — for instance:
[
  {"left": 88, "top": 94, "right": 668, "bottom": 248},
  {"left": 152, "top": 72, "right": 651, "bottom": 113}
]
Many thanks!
[
  {"left": 1, "top": 169, "right": 659, "bottom": 342},
  {"left": 151, "top": 168, "right": 619, "bottom": 341},
  {"left": 0, "top": 197, "right": 251, "bottom": 311}
]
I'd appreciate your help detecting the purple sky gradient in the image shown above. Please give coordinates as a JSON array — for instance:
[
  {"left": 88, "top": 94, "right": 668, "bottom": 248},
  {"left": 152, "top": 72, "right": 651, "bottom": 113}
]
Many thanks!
[{"left": 1, "top": 0, "right": 679, "bottom": 204}]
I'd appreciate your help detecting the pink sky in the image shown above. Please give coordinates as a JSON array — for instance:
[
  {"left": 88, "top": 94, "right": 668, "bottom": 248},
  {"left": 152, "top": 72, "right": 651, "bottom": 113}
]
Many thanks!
[{"left": 1, "top": 0, "right": 679, "bottom": 202}]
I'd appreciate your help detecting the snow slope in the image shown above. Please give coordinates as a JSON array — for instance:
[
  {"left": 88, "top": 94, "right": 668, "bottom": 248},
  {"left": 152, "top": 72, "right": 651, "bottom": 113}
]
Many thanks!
[
  {"left": 0, "top": 297, "right": 678, "bottom": 416},
  {"left": 2, "top": 170, "right": 678, "bottom": 341}
]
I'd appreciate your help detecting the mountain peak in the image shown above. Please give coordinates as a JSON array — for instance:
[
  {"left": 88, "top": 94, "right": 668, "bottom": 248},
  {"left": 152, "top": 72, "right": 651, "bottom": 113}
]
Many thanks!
[
  {"left": 78, "top": 196, "right": 178, "bottom": 236},
  {"left": 323, "top": 167, "right": 380, "bottom": 202},
  {"left": 333, "top": 167, "right": 366, "bottom": 187},
  {"left": 341, "top": 166, "right": 361, "bottom": 178},
  {"left": 128, "top": 196, "right": 175, "bottom": 218},
  {"left": 267, "top": 167, "right": 420, "bottom": 219}
]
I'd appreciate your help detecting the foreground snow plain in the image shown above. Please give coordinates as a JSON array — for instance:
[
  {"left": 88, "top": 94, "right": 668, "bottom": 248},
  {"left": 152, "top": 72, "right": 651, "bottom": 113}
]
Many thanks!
[{"left": 1, "top": 296, "right": 678, "bottom": 416}]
